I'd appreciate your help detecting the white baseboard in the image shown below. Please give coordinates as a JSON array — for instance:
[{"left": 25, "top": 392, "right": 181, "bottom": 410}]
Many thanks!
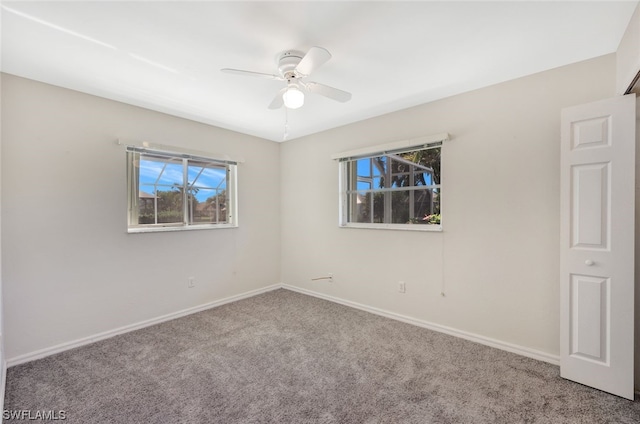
[
  {"left": 5, "top": 282, "right": 561, "bottom": 369},
  {"left": 6, "top": 284, "right": 281, "bottom": 367},
  {"left": 281, "top": 284, "right": 561, "bottom": 366}
]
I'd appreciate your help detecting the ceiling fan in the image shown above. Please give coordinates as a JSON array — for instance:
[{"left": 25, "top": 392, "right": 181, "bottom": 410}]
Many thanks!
[{"left": 221, "top": 46, "right": 352, "bottom": 110}]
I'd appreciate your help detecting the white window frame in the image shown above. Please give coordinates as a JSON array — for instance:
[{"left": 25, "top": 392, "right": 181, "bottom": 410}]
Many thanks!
[
  {"left": 126, "top": 146, "right": 238, "bottom": 233},
  {"left": 333, "top": 133, "right": 448, "bottom": 232}
]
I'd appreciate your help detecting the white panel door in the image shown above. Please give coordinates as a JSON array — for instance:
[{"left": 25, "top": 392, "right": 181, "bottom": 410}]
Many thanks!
[{"left": 560, "top": 94, "right": 635, "bottom": 400}]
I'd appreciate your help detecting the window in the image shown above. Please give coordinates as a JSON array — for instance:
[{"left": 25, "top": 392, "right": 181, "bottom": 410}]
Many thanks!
[
  {"left": 127, "top": 147, "right": 237, "bottom": 232},
  {"left": 336, "top": 136, "right": 444, "bottom": 230}
]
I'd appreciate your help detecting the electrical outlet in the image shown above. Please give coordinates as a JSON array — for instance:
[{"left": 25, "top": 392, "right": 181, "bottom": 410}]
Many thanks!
[
  {"left": 398, "top": 281, "right": 406, "bottom": 293},
  {"left": 188, "top": 277, "right": 195, "bottom": 288},
  {"left": 328, "top": 273, "right": 334, "bottom": 283}
]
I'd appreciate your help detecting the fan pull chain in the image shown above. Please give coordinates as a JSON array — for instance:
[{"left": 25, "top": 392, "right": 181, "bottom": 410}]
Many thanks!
[{"left": 283, "top": 106, "right": 290, "bottom": 141}]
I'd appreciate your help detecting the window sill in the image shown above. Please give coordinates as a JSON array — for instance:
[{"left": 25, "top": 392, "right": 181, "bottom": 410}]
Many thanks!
[
  {"left": 339, "top": 223, "right": 442, "bottom": 232},
  {"left": 128, "top": 223, "right": 238, "bottom": 234}
]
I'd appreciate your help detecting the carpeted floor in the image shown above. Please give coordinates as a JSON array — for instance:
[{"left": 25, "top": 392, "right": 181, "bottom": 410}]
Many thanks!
[{"left": 4, "top": 289, "right": 640, "bottom": 423}]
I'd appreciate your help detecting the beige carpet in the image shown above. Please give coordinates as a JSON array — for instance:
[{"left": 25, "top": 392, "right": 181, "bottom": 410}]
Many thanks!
[{"left": 4, "top": 289, "right": 640, "bottom": 423}]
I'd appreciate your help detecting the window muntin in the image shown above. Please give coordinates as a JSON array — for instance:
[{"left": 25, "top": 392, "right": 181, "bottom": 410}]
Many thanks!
[
  {"left": 340, "top": 145, "right": 441, "bottom": 229},
  {"left": 127, "top": 148, "right": 237, "bottom": 232}
]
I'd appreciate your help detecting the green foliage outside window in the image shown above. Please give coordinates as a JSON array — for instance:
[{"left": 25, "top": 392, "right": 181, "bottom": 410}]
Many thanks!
[{"left": 346, "top": 145, "right": 441, "bottom": 226}]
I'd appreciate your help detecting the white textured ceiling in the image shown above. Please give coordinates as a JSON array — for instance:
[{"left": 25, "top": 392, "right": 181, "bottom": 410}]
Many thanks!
[{"left": 1, "top": 1, "right": 637, "bottom": 142}]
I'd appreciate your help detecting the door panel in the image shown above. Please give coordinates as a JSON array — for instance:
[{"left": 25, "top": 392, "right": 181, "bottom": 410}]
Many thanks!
[
  {"left": 570, "top": 274, "right": 609, "bottom": 364},
  {"left": 571, "top": 163, "right": 610, "bottom": 249},
  {"left": 560, "top": 94, "right": 635, "bottom": 400}
]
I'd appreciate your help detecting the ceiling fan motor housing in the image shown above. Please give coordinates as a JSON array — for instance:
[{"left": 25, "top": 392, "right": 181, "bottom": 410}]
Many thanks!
[{"left": 277, "top": 51, "right": 304, "bottom": 80}]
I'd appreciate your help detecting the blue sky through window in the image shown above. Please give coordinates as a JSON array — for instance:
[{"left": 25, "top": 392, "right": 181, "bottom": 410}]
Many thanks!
[
  {"left": 354, "top": 156, "right": 434, "bottom": 190},
  {"left": 139, "top": 157, "right": 227, "bottom": 202}
]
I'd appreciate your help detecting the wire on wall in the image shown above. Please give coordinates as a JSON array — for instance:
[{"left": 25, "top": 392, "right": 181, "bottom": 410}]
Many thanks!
[{"left": 440, "top": 226, "right": 446, "bottom": 297}]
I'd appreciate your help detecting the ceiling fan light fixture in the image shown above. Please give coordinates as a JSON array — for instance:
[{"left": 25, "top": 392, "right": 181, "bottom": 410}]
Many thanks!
[
  {"left": 283, "top": 85, "right": 304, "bottom": 109},
  {"left": 222, "top": 46, "right": 350, "bottom": 110}
]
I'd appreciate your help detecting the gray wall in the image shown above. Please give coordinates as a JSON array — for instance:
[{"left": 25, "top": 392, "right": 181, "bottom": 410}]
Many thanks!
[
  {"left": 1, "top": 74, "right": 281, "bottom": 359},
  {"left": 280, "top": 54, "right": 617, "bottom": 365}
]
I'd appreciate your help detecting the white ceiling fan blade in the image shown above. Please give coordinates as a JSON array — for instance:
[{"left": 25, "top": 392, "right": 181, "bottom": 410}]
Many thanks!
[
  {"left": 303, "top": 81, "right": 352, "bottom": 103},
  {"left": 221, "top": 68, "right": 284, "bottom": 81},
  {"left": 268, "top": 87, "right": 287, "bottom": 109},
  {"left": 295, "top": 46, "right": 331, "bottom": 77}
]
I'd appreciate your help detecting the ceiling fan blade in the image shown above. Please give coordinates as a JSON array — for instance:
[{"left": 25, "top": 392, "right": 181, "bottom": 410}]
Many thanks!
[
  {"left": 268, "top": 87, "right": 287, "bottom": 109},
  {"left": 303, "top": 81, "right": 352, "bottom": 103},
  {"left": 221, "top": 68, "right": 283, "bottom": 80},
  {"left": 295, "top": 46, "right": 331, "bottom": 76}
]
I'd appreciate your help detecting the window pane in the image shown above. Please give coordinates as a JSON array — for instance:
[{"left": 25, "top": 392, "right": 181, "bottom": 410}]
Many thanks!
[
  {"left": 413, "top": 188, "right": 434, "bottom": 220},
  {"left": 348, "top": 192, "right": 371, "bottom": 223},
  {"left": 430, "top": 189, "right": 441, "bottom": 222},
  {"left": 372, "top": 192, "right": 384, "bottom": 223},
  {"left": 392, "top": 178, "right": 404, "bottom": 188},
  {"left": 415, "top": 172, "right": 433, "bottom": 186},
  {"left": 187, "top": 162, "right": 228, "bottom": 225},
  {"left": 145, "top": 187, "right": 184, "bottom": 224},
  {"left": 188, "top": 162, "right": 227, "bottom": 189},
  {"left": 408, "top": 147, "right": 440, "bottom": 185},
  {"left": 137, "top": 190, "right": 157, "bottom": 224},
  {"left": 139, "top": 155, "right": 183, "bottom": 186},
  {"left": 136, "top": 155, "right": 184, "bottom": 225},
  {"left": 188, "top": 189, "right": 228, "bottom": 224},
  {"left": 356, "top": 158, "right": 371, "bottom": 177},
  {"left": 391, "top": 190, "right": 410, "bottom": 223},
  {"left": 347, "top": 191, "right": 384, "bottom": 224}
]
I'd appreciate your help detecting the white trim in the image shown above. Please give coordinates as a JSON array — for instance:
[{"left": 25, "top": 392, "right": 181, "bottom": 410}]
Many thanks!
[
  {"left": 6, "top": 284, "right": 281, "bottom": 367},
  {"left": 228, "top": 164, "right": 239, "bottom": 227},
  {"left": 338, "top": 161, "right": 347, "bottom": 227},
  {"left": 331, "top": 132, "right": 449, "bottom": 161},
  {"left": 281, "top": 284, "right": 560, "bottom": 365},
  {"left": 340, "top": 222, "right": 442, "bottom": 232},
  {"left": 128, "top": 222, "right": 238, "bottom": 234},
  {"left": 116, "top": 138, "right": 245, "bottom": 164}
]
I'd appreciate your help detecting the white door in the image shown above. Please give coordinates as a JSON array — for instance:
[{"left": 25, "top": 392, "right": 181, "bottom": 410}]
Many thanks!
[{"left": 560, "top": 94, "right": 635, "bottom": 400}]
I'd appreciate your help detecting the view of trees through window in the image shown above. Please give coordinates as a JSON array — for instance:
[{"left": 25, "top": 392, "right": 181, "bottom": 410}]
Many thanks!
[
  {"left": 346, "top": 146, "right": 441, "bottom": 225},
  {"left": 132, "top": 154, "right": 229, "bottom": 226}
]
